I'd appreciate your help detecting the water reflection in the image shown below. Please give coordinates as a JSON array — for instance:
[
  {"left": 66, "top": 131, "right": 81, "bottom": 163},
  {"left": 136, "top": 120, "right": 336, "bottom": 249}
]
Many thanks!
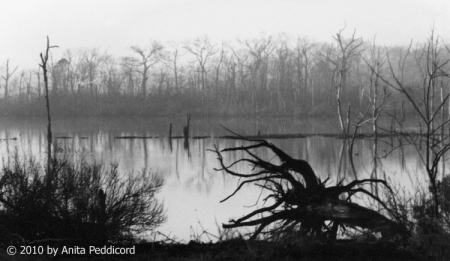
[{"left": 0, "top": 117, "right": 440, "bottom": 242}]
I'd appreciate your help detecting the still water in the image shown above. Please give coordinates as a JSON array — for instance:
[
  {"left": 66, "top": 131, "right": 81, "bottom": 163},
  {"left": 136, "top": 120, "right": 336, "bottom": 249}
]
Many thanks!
[{"left": 0, "top": 116, "right": 432, "bottom": 242}]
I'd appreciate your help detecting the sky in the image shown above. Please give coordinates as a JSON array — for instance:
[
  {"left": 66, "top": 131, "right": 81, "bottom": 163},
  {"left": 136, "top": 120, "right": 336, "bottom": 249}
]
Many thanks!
[{"left": 0, "top": 0, "right": 448, "bottom": 70}]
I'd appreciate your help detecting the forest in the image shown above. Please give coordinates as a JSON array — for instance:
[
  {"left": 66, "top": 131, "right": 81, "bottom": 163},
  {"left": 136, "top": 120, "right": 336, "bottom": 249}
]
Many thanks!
[{"left": 0, "top": 30, "right": 449, "bottom": 121}]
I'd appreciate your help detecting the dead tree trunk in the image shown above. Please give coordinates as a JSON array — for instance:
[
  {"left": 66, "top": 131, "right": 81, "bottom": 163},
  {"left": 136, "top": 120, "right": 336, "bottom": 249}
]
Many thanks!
[
  {"left": 168, "top": 123, "right": 173, "bottom": 152},
  {"left": 2, "top": 60, "right": 18, "bottom": 103},
  {"left": 212, "top": 131, "right": 407, "bottom": 241},
  {"left": 183, "top": 114, "right": 191, "bottom": 150},
  {"left": 39, "top": 37, "right": 58, "bottom": 176}
]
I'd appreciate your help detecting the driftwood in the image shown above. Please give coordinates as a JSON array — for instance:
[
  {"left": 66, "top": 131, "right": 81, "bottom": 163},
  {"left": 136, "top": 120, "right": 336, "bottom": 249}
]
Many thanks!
[{"left": 211, "top": 132, "right": 407, "bottom": 241}]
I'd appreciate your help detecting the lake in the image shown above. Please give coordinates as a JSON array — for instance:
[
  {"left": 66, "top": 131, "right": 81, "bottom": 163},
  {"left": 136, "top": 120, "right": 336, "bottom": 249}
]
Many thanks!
[{"left": 0, "top": 116, "right": 434, "bottom": 242}]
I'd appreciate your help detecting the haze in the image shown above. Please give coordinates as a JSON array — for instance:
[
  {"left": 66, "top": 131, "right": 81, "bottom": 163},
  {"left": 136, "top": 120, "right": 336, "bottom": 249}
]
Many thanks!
[{"left": 0, "top": 0, "right": 448, "bottom": 69}]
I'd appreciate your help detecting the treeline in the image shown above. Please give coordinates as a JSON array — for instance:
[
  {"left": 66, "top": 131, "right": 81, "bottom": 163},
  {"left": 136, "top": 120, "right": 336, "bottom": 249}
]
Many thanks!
[{"left": 0, "top": 31, "right": 449, "bottom": 118}]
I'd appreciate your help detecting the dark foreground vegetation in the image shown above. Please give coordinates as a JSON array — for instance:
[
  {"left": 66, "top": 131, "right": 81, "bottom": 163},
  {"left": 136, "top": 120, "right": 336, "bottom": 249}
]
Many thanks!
[{"left": 0, "top": 155, "right": 165, "bottom": 246}]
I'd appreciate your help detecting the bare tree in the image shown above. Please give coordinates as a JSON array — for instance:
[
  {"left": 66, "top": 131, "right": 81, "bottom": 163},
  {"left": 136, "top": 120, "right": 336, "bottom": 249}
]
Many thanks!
[
  {"left": 229, "top": 44, "right": 250, "bottom": 112},
  {"left": 294, "top": 37, "right": 315, "bottom": 109},
  {"left": 184, "top": 35, "right": 217, "bottom": 111},
  {"left": 274, "top": 34, "right": 291, "bottom": 113},
  {"left": 324, "top": 28, "right": 363, "bottom": 135},
  {"left": 163, "top": 41, "right": 184, "bottom": 92},
  {"left": 22, "top": 70, "right": 33, "bottom": 103},
  {"left": 131, "top": 41, "right": 164, "bottom": 99},
  {"left": 18, "top": 70, "right": 25, "bottom": 101},
  {"left": 50, "top": 58, "right": 69, "bottom": 96},
  {"left": 39, "top": 36, "right": 58, "bottom": 175},
  {"left": 244, "top": 36, "right": 274, "bottom": 115},
  {"left": 361, "top": 38, "right": 390, "bottom": 196},
  {"left": 34, "top": 67, "right": 41, "bottom": 98},
  {"left": 61, "top": 49, "right": 77, "bottom": 95},
  {"left": 223, "top": 49, "right": 237, "bottom": 113},
  {"left": 213, "top": 42, "right": 225, "bottom": 104},
  {"left": 2, "top": 60, "right": 18, "bottom": 102},
  {"left": 77, "top": 48, "right": 105, "bottom": 97},
  {"left": 120, "top": 57, "right": 138, "bottom": 96},
  {"left": 101, "top": 55, "right": 122, "bottom": 96},
  {"left": 374, "top": 32, "right": 450, "bottom": 218}
]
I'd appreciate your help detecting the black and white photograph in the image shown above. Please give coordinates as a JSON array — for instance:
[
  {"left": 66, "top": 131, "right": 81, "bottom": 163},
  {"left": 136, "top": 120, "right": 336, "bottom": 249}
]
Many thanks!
[{"left": 0, "top": 0, "right": 449, "bottom": 260}]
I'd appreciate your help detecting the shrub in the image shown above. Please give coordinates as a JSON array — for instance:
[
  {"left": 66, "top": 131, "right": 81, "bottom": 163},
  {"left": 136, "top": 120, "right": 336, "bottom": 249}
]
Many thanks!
[{"left": 0, "top": 154, "right": 165, "bottom": 243}]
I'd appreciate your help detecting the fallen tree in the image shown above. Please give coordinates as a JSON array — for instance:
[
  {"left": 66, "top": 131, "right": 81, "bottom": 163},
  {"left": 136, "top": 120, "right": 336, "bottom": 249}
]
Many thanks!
[{"left": 211, "top": 133, "right": 407, "bottom": 241}]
